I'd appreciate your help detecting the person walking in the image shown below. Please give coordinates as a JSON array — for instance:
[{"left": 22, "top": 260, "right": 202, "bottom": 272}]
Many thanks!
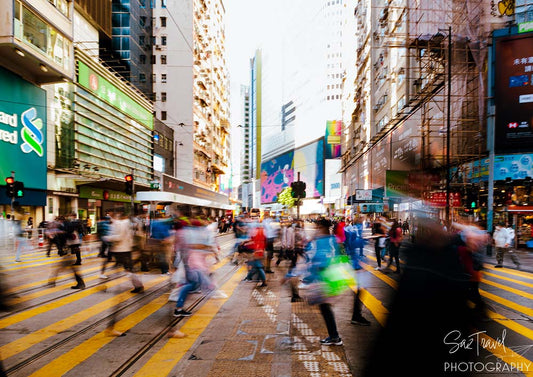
[
  {"left": 373, "top": 221, "right": 387, "bottom": 270},
  {"left": 63, "top": 213, "right": 84, "bottom": 266},
  {"left": 385, "top": 219, "right": 402, "bottom": 273},
  {"left": 97, "top": 215, "right": 113, "bottom": 279},
  {"left": 310, "top": 218, "right": 344, "bottom": 346},
  {"left": 493, "top": 223, "right": 520, "bottom": 269},
  {"left": 104, "top": 212, "right": 144, "bottom": 293},
  {"left": 262, "top": 213, "right": 277, "bottom": 273}
]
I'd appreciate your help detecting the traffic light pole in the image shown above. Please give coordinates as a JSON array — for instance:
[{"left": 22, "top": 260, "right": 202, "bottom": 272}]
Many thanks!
[
  {"left": 10, "top": 171, "right": 15, "bottom": 218},
  {"left": 131, "top": 169, "right": 135, "bottom": 216},
  {"left": 296, "top": 172, "right": 300, "bottom": 221}
]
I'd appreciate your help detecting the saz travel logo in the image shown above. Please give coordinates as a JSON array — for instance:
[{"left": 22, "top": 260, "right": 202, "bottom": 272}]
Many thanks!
[{"left": 20, "top": 108, "right": 44, "bottom": 157}]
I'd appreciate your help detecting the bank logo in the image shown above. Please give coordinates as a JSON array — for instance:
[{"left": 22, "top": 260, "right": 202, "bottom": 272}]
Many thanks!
[
  {"left": 20, "top": 108, "right": 44, "bottom": 157},
  {"left": 508, "top": 122, "right": 518, "bottom": 129}
]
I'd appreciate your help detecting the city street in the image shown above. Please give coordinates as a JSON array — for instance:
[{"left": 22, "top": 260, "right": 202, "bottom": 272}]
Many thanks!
[{"left": 0, "top": 231, "right": 532, "bottom": 376}]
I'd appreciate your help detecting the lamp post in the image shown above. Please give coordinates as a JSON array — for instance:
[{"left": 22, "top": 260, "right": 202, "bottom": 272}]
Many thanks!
[{"left": 445, "top": 26, "right": 452, "bottom": 228}]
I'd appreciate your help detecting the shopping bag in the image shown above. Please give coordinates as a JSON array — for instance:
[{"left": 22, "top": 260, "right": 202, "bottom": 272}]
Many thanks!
[{"left": 319, "top": 255, "right": 356, "bottom": 296}]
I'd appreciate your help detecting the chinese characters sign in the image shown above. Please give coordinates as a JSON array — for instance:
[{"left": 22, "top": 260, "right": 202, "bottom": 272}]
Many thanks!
[{"left": 494, "top": 34, "right": 533, "bottom": 152}]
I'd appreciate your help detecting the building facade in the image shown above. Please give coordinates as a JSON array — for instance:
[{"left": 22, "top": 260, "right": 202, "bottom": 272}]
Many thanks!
[{"left": 152, "top": 0, "right": 230, "bottom": 192}]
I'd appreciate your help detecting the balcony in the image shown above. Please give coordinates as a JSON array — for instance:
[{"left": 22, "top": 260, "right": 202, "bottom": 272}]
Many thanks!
[{"left": 0, "top": 0, "right": 74, "bottom": 84}]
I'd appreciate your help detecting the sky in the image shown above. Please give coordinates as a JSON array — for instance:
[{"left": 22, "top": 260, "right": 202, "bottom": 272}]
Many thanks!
[{"left": 224, "top": 0, "right": 283, "bottom": 125}]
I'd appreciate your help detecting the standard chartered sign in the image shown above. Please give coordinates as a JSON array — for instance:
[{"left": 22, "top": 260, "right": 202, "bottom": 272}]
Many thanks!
[{"left": 0, "top": 67, "right": 46, "bottom": 190}]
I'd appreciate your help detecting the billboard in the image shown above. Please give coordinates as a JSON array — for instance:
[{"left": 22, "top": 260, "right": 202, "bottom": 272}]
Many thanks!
[
  {"left": 294, "top": 139, "right": 324, "bottom": 198},
  {"left": 325, "top": 120, "right": 342, "bottom": 159},
  {"left": 0, "top": 67, "right": 47, "bottom": 191},
  {"left": 494, "top": 34, "right": 533, "bottom": 152},
  {"left": 260, "top": 151, "right": 294, "bottom": 203}
]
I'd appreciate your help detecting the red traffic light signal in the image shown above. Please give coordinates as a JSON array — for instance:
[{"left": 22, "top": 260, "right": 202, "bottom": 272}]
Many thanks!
[
  {"left": 5, "top": 177, "right": 15, "bottom": 198},
  {"left": 125, "top": 174, "right": 134, "bottom": 195},
  {"left": 5, "top": 177, "right": 14, "bottom": 185}
]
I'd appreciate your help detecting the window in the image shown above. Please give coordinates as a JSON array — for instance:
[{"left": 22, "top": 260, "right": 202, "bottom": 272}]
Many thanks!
[
  {"left": 139, "top": 73, "right": 146, "bottom": 83},
  {"left": 152, "top": 73, "right": 156, "bottom": 83},
  {"left": 161, "top": 55, "right": 167, "bottom": 64},
  {"left": 140, "top": 0, "right": 146, "bottom": 7},
  {"left": 161, "top": 111, "right": 167, "bottom": 120},
  {"left": 139, "top": 35, "right": 145, "bottom": 45},
  {"left": 161, "top": 36, "right": 167, "bottom": 45},
  {"left": 160, "top": 17, "right": 167, "bottom": 27},
  {"left": 161, "top": 0, "right": 167, "bottom": 7},
  {"left": 151, "top": 55, "right": 156, "bottom": 64},
  {"left": 140, "top": 54, "right": 146, "bottom": 64},
  {"left": 161, "top": 74, "right": 167, "bottom": 83},
  {"left": 140, "top": 16, "right": 146, "bottom": 27},
  {"left": 161, "top": 92, "right": 167, "bottom": 102}
]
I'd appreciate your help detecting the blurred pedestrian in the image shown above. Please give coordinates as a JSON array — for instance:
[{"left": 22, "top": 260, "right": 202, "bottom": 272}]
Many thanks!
[
  {"left": 243, "top": 223, "right": 267, "bottom": 287},
  {"left": 385, "top": 219, "right": 402, "bottom": 273},
  {"left": 97, "top": 215, "right": 113, "bottom": 279},
  {"left": 14, "top": 220, "right": 31, "bottom": 262},
  {"left": 262, "top": 213, "right": 277, "bottom": 273},
  {"left": 104, "top": 212, "right": 144, "bottom": 293},
  {"left": 493, "top": 223, "right": 520, "bottom": 269},
  {"left": 63, "top": 213, "right": 84, "bottom": 265},
  {"left": 309, "top": 218, "right": 344, "bottom": 346}
]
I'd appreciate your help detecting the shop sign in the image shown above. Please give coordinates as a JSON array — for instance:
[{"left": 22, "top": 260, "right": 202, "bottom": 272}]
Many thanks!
[
  {"left": 518, "top": 22, "right": 533, "bottom": 34},
  {"left": 358, "top": 203, "right": 384, "bottom": 213},
  {"left": 162, "top": 175, "right": 230, "bottom": 205},
  {"left": 385, "top": 170, "right": 410, "bottom": 198},
  {"left": 0, "top": 67, "right": 46, "bottom": 190},
  {"left": 79, "top": 186, "right": 137, "bottom": 203},
  {"left": 356, "top": 189, "right": 373, "bottom": 201},
  {"left": 77, "top": 61, "right": 153, "bottom": 130},
  {"left": 426, "top": 191, "right": 462, "bottom": 208}
]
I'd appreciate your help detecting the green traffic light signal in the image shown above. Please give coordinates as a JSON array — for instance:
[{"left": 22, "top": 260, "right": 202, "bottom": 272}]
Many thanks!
[{"left": 14, "top": 181, "right": 24, "bottom": 197}]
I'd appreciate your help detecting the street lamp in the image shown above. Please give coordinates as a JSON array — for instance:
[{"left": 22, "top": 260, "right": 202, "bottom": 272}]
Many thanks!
[{"left": 445, "top": 26, "right": 452, "bottom": 228}]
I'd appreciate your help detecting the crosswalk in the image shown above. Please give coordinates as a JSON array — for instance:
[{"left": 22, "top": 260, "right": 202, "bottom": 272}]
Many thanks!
[{"left": 0, "top": 234, "right": 532, "bottom": 376}]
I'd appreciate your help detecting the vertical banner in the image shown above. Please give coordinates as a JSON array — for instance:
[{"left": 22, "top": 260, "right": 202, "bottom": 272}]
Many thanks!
[{"left": 325, "top": 120, "right": 342, "bottom": 159}]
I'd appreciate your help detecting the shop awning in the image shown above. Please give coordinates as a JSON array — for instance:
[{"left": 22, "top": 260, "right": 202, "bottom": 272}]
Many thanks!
[{"left": 135, "top": 191, "right": 233, "bottom": 210}]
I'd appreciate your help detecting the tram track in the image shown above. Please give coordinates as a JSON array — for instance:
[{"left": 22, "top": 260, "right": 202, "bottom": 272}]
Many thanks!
[
  {"left": 108, "top": 263, "right": 241, "bottom": 377},
  {"left": 5, "top": 276, "right": 173, "bottom": 375},
  {"left": 4, "top": 259, "right": 241, "bottom": 376}
]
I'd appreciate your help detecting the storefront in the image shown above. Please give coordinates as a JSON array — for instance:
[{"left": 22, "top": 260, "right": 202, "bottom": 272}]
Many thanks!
[{"left": 0, "top": 66, "right": 47, "bottom": 225}]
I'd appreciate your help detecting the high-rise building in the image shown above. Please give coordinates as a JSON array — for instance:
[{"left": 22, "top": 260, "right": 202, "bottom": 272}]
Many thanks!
[
  {"left": 97, "top": 0, "right": 153, "bottom": 97},
  {"left": 152, "top": 0, "right": 230, "bottom": 191}
]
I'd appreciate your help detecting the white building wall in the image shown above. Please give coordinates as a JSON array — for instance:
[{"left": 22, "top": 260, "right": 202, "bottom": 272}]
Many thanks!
[{"left": 153, "top": 0, "right": 194, "bottom": 183}]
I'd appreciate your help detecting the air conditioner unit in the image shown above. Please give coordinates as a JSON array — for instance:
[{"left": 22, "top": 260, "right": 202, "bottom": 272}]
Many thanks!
[{"left": 155, "top": 45, "right": 161, "bottom": 50}]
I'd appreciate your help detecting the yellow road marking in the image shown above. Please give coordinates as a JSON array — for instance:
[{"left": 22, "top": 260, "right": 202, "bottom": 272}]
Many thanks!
[
  {"left": 484, "top": 264, "right": 533, "bottom": 280},
  {"left": 365, "top": 255, "right": 533, "bottom": 357},
  {"left": 476, "top": 332, "right": 533, "bottom": 377},
  {"left": 28, "top": 295, "right": 169, "bottom": 377},
  {"left": 480, "top": 289, "right": 533, "bottom": 317},
  {"left": 1, "top": 251, "right": 100, "bottom": 271},
  {"left": 481, "top": 278, "right": 533, "bottom": 300},
  {"left": 1, "top": 276, "right": 167, "bottom": 360},
  {"left": 0, "top": 276, "right": 130, "bottom": 330},
  {"left": 486, "top": 310, "right": 533, "bottom": 342},
  {"left": 5, "top": 264, "right": 107, "bottom": 294},
  {"left": 360, "top": 261, "right": 398, "bottom": 289},
  {"left": 484, "top": 271, "right": 533, "bottom": 289},
  {"left": 134, "top": 267, "right": 246, "bottom": 377},
  {"left": 10, "top": 267, "right": 123, "bottom": 305}
]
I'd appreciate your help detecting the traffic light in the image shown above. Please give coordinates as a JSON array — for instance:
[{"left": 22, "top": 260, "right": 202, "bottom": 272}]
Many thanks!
[
  {"left": 5, "top": 177, "right": 15, "bottom": 198},
  {"left": 14, "top": 181, "right": 24, "bottom": 198},
  {"left": 125, "top": 174, "right": 134, "bottom": 195},
  {"left": 290, "top": 180, "right": 306, "bottom": 198}
]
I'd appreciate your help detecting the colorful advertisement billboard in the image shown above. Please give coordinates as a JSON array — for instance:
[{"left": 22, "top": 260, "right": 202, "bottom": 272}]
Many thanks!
[
  {"left": 294, "top": 139, "right": 325, "bottom": 198},
  {"left": 0, "top": 67, "right": 47, "bottom": 191},
  {"left": 494, "top": 34, "right": 533, "bottom": 152},
  {"left": 260, "top": 151, "right": 294, "bottom": 203},
  {"left": 325, "top": 120, "right": 342, "bottom": 159}
]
